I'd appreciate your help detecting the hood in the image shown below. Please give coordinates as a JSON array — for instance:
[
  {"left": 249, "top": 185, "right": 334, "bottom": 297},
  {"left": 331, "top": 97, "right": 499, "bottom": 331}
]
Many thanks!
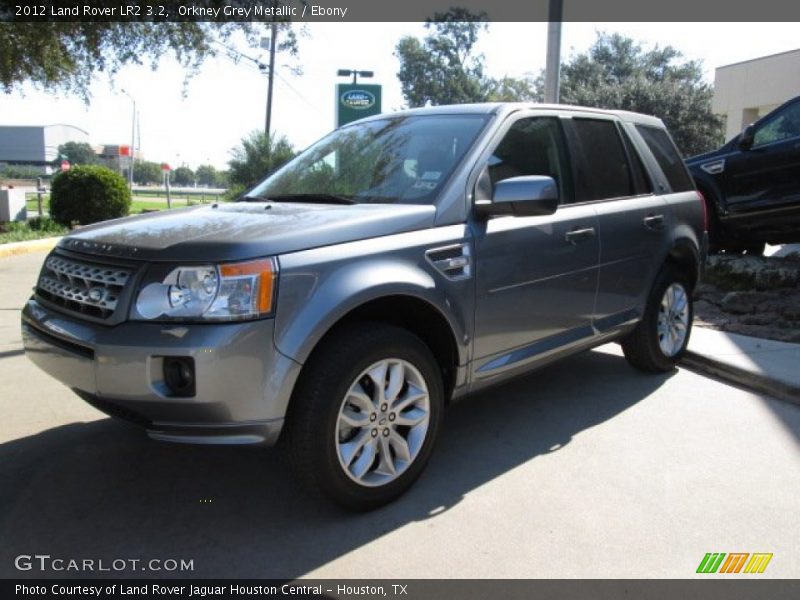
[
  {"left": 58, "top": 202, "right": 437, "bottom": 262},
  {"left": 685, "top": 137, "right": 737, "bottom": 167}
]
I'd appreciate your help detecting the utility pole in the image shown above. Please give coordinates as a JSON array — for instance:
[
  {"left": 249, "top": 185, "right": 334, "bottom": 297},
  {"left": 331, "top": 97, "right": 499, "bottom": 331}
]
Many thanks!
[
  {"left": 544, "top": 0, "right": 563, "bottom": 104},
  {"left": 265, "top": 15, "right": 278, "bottom": 141}
]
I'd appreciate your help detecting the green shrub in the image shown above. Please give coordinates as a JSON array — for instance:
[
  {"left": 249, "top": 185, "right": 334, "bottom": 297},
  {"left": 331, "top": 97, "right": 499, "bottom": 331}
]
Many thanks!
[
  {"left": 27, "top": 216, "right": 65, "bottom": 233},
  {"left": 0, "top": 218, "right": 68, "bottom": 244},
  {"left": 49, "top": 165, "right": 131, "bottom": 226}
]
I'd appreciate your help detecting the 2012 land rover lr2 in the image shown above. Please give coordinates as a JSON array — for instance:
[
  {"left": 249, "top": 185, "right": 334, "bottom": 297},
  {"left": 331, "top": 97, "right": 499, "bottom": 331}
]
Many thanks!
[{"left": 23, "top": 104, "right": 706, "bottom": 510}]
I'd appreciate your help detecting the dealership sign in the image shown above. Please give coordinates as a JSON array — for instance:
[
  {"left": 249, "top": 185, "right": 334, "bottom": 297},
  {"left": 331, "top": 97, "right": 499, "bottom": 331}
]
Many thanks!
[{"left": 336, "top": 83, "right": 382, "bottom": 127}]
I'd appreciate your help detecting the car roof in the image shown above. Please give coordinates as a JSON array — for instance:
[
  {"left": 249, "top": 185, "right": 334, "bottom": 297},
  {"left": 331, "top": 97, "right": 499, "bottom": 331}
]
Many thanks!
[{"left": 351, "top": 102, "right": 665, "bottom": 128}]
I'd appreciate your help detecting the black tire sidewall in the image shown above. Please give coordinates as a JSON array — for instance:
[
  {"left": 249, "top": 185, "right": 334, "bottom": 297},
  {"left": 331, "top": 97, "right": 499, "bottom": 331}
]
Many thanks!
[{"left": 297, "top": 325, "right": 444, "bottom": 510}]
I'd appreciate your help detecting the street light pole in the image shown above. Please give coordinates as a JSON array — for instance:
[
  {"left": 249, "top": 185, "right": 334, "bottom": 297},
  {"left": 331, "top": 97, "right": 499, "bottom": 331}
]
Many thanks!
[
  {"left": 544, "top": 0, "right": 563, "bottom": 104},
  {"left": 265, "top": 16, "right": 278, "bottom": 141},
  {"left": 336, "top": 69, "right": 375, "bottom": 87},
  {"left": 121, "top": 89, "right": 136, "bottom": 190}
]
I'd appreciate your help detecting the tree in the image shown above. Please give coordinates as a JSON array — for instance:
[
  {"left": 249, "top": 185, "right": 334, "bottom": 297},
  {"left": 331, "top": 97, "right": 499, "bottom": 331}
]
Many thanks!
[
  {"left": 0, "top": 16, "right": 300, "bottom": 101},
  {"left": 172, "top": 166, "right": 195, "bottom": 186},
  {"left": 227, "top": 131, "right": 295, "bottom": 197},
  {"left": 486, "top": 76, "right": 539, "bottom": 102},
  {"left": 57, "top": 142, "right": 98, "bottom": 166},
  {"left": 195, "top": 164, "right": 219, "bottom": 187},
  {"left": 395, "top": 10, "right": 535, "bottom": 108},
  {"left": 396, "top": 10, "right": 490, "bottom": 107},
  {"left": 547, "top": 33, "right": 724, "bottom": 156},
  {"left": 133, "top": 161, "right": 162, "bottom": 185}
]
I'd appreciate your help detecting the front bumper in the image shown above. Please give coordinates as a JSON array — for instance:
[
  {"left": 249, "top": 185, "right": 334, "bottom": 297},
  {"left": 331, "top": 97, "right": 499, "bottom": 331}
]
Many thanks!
[{"left": 21, "top": 298, "right": 302, "bottom": 445}]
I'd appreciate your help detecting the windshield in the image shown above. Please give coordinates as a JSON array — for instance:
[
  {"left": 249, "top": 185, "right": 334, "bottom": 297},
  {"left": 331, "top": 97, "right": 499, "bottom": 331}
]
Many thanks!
[{"left": 248, "top": 114, "right": 489, "bottom": 205}]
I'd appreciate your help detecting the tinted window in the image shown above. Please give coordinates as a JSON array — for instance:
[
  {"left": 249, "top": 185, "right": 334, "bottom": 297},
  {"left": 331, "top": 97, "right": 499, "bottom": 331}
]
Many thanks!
[
  {"left": 572, "top": 119, "right": 635, "bottom": 202},
  {"left": 635, "top": 125, "right": 694, "bottom": 192},
  {"left": 754, "top": 101, "right": 800, "bottom": 146},
  {"left": 488, "top": 117, "right": 572, "bottom": 202},
  {"left": 620, "top": 128, "right": 652, "bottom": 195}
]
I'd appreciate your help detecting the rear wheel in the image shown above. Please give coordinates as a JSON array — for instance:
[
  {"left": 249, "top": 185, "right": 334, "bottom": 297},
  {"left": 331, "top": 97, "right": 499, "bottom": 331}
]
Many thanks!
[
  {"left": 622, "top": 265, "right": 693, "bottom": 372},
  {"left": 284, "top": 323, "right": 444, "bottom": 511}
]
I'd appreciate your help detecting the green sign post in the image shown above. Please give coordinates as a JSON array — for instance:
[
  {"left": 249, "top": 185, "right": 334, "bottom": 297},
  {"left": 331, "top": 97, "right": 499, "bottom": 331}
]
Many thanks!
[{"left": 336, "top": 83, "right": 382, "bottom": 127}]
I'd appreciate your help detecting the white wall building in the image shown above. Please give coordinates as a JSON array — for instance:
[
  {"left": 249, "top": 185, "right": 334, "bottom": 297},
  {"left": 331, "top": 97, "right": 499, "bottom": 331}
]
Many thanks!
[
  {"left": 0, "top": 124, "right": 90, "bottom": 168},
  {"left": 713, "top": 48, "right": 800, "bottom": 141}
]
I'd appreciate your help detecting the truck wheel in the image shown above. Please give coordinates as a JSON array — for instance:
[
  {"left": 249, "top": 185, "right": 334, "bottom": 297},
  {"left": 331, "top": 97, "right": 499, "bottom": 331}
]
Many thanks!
[
  {"left": 622, "top": 266, "right": 693, "bottom": 373},
  {"left": 284, "top": 323, "right": 444, "bottom": 511}
]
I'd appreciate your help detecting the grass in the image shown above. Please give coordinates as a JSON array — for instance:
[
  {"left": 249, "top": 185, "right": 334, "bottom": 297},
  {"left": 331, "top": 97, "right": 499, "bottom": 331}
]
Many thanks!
[
  {"left": 0, "top": 217, "right": 68, "bottom": 244},
  {"left": 25, "top": 193, "right": 212, "bottom": 217},
  {"left": 130, "top": 199, "right": 199, "bottom": 212}
]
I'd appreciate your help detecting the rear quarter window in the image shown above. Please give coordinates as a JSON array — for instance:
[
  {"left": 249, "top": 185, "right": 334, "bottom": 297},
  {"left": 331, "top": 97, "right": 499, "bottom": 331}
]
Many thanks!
[{"left": 635, "top": 125, "right": 695, "bottom": 193}]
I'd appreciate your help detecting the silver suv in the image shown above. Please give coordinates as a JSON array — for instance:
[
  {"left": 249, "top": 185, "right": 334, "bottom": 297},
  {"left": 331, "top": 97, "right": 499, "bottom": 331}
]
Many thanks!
[{"left": 22, "top": 104, "right": 706, "bottom": 510}]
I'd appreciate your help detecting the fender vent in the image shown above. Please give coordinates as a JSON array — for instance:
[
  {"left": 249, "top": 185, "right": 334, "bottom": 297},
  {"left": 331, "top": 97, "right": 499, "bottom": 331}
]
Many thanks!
[{"left": 426, "top": 243, "right": 472, "bottom": 280}]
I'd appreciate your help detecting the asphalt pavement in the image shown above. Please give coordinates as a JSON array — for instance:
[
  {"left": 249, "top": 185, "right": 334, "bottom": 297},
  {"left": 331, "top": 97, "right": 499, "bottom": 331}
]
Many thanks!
[{"left": 1, "top": 251, "right": 798, "bottom": 579}]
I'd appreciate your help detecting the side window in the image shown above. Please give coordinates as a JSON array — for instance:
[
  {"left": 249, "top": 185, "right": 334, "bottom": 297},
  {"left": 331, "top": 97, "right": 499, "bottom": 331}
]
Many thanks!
[
  {"left": 619, "top": 127, "right": 652, "bottom": 196},
  {"left": 754, "top": 102, "right": 800, "bottom": 147},
  {"left": 571, "top": 118, "right": 635, "bottom": 202},
  {"left": 635, "top": 125, "right": 695, "bottom": 193},
  {"left": 488, "top": 117, "right": 573, "bottom": 203}
]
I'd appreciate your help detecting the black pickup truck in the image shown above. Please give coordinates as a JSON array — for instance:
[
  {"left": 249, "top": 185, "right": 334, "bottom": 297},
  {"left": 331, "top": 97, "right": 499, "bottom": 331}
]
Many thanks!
[{"left": 687, "top": 96, "right": 800, "bottom": 254}]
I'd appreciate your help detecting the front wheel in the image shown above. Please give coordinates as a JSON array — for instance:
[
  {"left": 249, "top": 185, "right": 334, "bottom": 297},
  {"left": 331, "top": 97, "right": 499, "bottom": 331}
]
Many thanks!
[
  {"left": 284, "top": 323, "right": 444, "bottom": 511},
  {"left": 622, "top": 266, "right": 693, "bottom": 373}
]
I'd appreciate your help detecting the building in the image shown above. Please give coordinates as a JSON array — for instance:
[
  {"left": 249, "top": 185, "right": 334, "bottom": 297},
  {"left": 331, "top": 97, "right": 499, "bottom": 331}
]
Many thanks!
[
  {"left": 0, "top": 124, "right": 90, "bottom": 170},
  {"left": 713, "top": 48, "right": 800, "bottom": 141}
]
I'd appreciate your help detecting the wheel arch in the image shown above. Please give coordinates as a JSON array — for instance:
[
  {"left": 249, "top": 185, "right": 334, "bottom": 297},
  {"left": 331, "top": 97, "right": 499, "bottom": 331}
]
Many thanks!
[
  {"left": 295, "top": 294, "right": 462, "bottom": 404},
  {"left": 664, "top": 238, "right": 701, "bottom": 291}
]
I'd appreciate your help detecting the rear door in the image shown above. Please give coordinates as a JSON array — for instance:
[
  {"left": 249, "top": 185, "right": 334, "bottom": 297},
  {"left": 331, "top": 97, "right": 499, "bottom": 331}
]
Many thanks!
[
  {"left": 564, "top": 117, "right": 670, "bottom": 331},
  {"left": 471, "top": 113, "right": 600, "bottom": 381}
]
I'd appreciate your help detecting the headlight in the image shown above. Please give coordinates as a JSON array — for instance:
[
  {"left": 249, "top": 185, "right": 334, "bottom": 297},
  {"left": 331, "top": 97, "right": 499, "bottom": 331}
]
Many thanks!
[{"left": 132, "top": 258, "right": 277, "bottom": 321}]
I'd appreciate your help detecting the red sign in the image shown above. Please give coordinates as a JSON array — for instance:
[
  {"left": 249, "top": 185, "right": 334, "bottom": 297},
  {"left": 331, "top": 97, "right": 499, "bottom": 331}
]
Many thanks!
[
  {"left": 119, "top": 145, "right": 131, "bottom": 157},
  {"left": 161, "top": 163, "right": 171, "bottom": 172},
  {"left": 60, "top": 160, "right": 70, "bottom": 171}
]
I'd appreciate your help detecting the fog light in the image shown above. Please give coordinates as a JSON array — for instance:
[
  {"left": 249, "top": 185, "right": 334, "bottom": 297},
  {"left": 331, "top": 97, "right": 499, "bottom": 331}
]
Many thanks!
[{"left": 163, "top": 357, "right": 196, "bottom": 397}]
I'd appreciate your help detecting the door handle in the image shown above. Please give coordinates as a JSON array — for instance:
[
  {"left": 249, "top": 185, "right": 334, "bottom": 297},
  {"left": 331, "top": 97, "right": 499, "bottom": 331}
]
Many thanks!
[
  {"left": 565, "top": 227, "right": 596, "bottom": 244},
  {"left": 643, "top": 214, "right": 665, "bottom": 230}
]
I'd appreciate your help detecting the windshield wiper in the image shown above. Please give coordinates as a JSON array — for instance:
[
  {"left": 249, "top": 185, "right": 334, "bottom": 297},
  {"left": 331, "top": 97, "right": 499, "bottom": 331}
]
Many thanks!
[
  {"left": 238, "top": 194, "right": 270, "bottom": 202},
  {"left": 267, "top": 193, "right": 357, "bottom": 205}
]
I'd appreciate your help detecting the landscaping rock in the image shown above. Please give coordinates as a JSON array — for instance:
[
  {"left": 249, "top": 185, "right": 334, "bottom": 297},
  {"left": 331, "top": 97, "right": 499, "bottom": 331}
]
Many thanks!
[
  {"left": 721, "top": 291, "right": 760, "bottom": 314},
  {"left": 704, "top": 255, "right": 800, "bottom": 291},
  {"left": 693, "top": 250, "right": 800, "bottom": 343}
]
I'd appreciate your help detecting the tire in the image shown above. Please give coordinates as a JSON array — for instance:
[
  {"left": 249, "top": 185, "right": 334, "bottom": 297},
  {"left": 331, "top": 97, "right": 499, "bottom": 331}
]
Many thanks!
[
  {"left": 622, "top": 265, "right": 693, "bottom": 373},
  {"left": 702, "top": 195, "right": 725, "bottom": 255},
  {"left": 284, "top": 323, "right": 444, "bottom": 511}
]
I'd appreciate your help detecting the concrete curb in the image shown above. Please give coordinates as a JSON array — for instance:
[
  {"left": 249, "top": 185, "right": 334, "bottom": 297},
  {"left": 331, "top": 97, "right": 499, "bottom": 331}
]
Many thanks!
[
  {"left": 0, "top": 237, "right": 61, "bottom": 259},
  {"left": 682, "top": 351, "right": 800, "bottom": 406}
]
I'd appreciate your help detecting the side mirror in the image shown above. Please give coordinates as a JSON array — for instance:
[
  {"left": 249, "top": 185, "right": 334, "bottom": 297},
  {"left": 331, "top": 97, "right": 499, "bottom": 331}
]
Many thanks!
[
  {"left": 738, "top": 124, "right": 755, "bottom": 150},
  {"left": 474, "top": 176, "right": 559, "bottom": 218}
]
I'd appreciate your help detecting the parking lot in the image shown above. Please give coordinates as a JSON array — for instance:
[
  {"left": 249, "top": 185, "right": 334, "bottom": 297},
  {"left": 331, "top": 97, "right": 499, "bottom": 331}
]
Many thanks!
[{"left": 1, "top": 251, "right": 798, "bottom": 579}]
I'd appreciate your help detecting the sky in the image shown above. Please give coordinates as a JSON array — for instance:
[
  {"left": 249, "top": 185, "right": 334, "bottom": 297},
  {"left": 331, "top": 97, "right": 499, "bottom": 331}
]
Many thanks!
[{"left": 2, "top": 22, "right": 799, "bottom": 170}]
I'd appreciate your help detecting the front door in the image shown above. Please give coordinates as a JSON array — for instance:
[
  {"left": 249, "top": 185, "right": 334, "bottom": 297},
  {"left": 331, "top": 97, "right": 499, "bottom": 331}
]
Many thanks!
[{"left": 471, "top": 115, "right": 599, "bottom": 382}]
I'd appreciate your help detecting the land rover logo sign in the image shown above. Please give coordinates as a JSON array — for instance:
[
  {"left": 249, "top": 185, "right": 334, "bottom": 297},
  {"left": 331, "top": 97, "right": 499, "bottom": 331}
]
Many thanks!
[
  {"left": 341, "top": 90, "right": 375, "bottom": 110},
  {"left": 336, "top": 83, "right": 381, "bottom": 127}
]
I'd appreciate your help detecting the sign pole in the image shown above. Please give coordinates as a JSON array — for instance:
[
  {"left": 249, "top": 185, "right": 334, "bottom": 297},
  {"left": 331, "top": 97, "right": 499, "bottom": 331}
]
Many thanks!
[{"left": 162, "top": 164, "right": 172, "bottom": 209}]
